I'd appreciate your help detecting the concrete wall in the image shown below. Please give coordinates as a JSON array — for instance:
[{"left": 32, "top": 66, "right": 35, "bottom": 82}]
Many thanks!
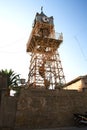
[
  {"left": 1, "top": 87, "right": 87, "bottom": 129},
  {"left": 15, "top": 88, "right": 87, "bottom": 129},
  {"left": 0, "top": 75, "right": 7, "bottom": 89},
  {"left": 0, "top": 91, "right": 18, "bottom": 129}
]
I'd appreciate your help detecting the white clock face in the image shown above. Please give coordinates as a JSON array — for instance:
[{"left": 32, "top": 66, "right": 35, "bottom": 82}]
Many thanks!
[{"left": 42, "top": 16, "right": 49, "bottom": 22}]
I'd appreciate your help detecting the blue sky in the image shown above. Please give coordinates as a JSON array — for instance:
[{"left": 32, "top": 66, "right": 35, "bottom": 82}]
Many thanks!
[{"left": 0, "top": 0, "right": 87, "bottom": 82}]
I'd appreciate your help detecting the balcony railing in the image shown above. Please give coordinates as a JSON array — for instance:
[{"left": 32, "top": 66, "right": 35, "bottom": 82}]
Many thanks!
[
  {"left": 27, "top": 32, "right": 63, "bottom": 46},
  {"left": 54, "top": 32, "right": 63, "bottom": 40},
  {"left": 34, "top": 32, "right": 63, "bottom": 41}
]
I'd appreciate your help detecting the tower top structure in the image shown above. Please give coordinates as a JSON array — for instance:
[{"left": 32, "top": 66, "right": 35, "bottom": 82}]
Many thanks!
[
  {"left": 32, "top": 7, "right": 54, "bottom": 29},
  {"left": 27, "top": 9, "right": 61, "bottom": 53}
]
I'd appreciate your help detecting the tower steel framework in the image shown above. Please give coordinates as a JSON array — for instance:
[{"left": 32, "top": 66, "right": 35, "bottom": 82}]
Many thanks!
[{"left": 26, "top": 9, "right": 66, "bottom": 89}]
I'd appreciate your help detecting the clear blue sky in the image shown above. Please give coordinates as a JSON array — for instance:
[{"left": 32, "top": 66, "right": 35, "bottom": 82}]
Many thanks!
[{"left": 0, "top": 0, "right": 87, "bottom": 82}]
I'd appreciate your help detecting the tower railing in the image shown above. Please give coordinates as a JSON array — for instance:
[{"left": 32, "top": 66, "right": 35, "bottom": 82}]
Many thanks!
[
  {"left": 27, "top": 32, "right": 63, "bottom": 51},
  {"left": 34, "top": 32, "right": 63, "bottom": 40},
  {"left": 54, "top": 32, "right": 63, "bottom": 41}
]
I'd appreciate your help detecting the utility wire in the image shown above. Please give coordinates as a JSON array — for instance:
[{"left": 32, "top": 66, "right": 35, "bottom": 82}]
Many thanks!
[
  {"left": 0, "top": 35, "right": 28, "bottom": 48},
  {"left": 74, "top": 36, "right": 87, "bottom": 61}
]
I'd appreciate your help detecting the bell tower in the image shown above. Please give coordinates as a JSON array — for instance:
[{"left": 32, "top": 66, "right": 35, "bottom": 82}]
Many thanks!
[{"left": 26, "top": 8, "right": 66, "bottom": 89}]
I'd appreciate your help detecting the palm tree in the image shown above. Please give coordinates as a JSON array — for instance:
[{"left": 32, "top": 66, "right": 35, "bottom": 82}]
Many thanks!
[{"left": 0, "top": 69, "right": 20, "bottom": 95}]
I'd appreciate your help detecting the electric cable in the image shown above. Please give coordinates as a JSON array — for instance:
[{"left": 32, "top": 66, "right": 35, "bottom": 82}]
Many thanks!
[{"left": 74, "top": 36, "right": 87, "bottom": 61}]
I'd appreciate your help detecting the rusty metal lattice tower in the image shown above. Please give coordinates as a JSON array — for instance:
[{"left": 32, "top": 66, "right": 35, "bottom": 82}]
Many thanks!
[{"left": 26, "top": 9, "right": 66, "bottom": 89}]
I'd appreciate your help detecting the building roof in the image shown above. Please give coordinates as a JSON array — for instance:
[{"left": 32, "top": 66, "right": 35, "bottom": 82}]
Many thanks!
[{"left": 64, "top": 75, "right": 87, "bottom": 87}]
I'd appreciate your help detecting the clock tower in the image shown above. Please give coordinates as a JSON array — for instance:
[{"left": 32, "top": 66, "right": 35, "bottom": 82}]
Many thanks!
[{"left": 26, "top": 8, "right": 66, "bottom": 89}]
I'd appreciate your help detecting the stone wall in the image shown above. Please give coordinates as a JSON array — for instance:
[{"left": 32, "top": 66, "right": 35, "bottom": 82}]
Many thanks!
[
  {"left": 0, "top": 92, "right": 18, "bottom": 129},
  {"left": 15, "top": 88, "right": 87, "bottom": 129},
  {"left": 1, "top": 87, "right": 87, "bottom": 129},
  {"left": 0, "top": 74, "right": 7, "bottom": 89}
]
